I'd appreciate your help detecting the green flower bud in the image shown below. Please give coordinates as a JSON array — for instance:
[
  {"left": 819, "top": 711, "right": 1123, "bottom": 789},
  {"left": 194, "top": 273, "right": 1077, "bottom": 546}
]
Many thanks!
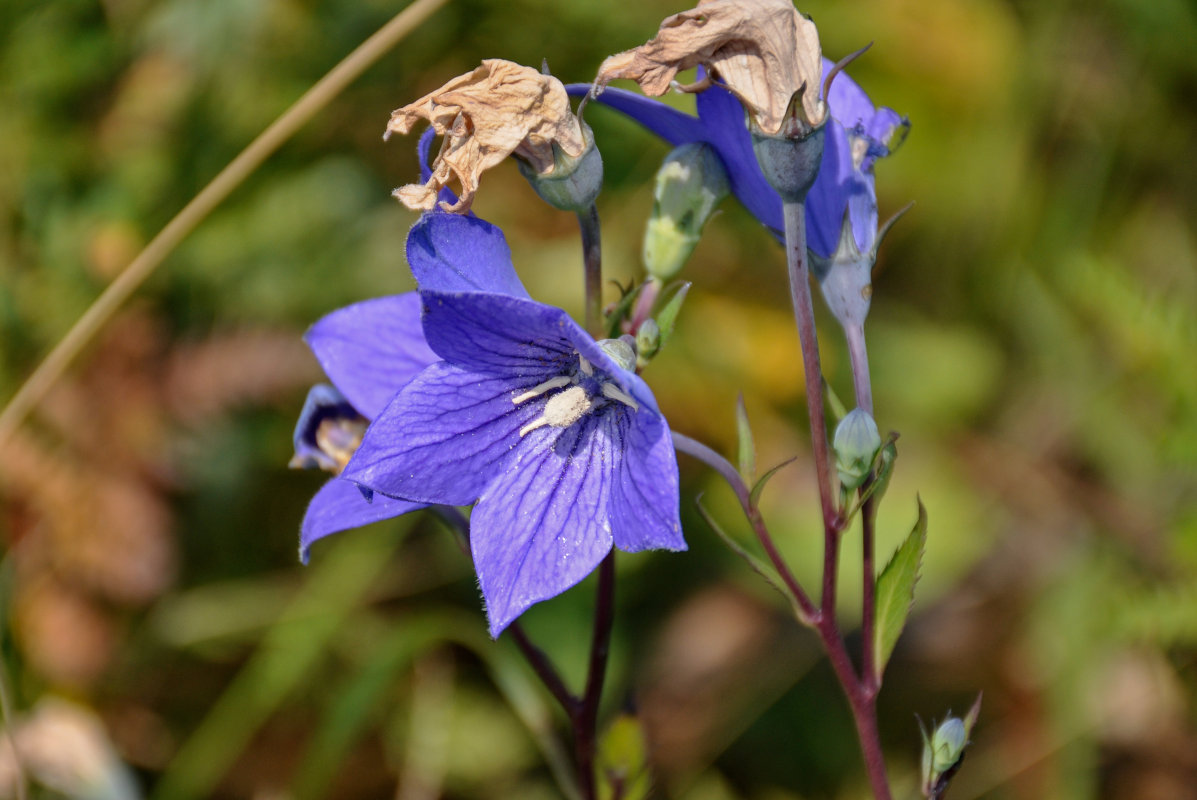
[
  {"left": 929, "top": 718, "right": 966, "bottom": 774},
  {"left": 635, "top": 318, "right": 661, "bottom": 367},
  {"left": 642, "top": 143, "right": 730, "bottom": 280},
  {"left": 597, "top": 336, "right": 637, "bottom": 373},
  {"left": 517, "top": 121, "right": 603, "bottom": 212},
  {"left": 833, "top": 408, "right": 881, "bottom": 490},
  {"left": 920, "top": 697, "right": 981, "bottom": 799}
]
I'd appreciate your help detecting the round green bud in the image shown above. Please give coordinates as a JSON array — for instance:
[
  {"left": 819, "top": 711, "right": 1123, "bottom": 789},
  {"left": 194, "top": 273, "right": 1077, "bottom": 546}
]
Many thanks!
[
  {"left": 930, "top": 718, "right": 967, "bottom": 773},
  {"left": 635, "top": 318, "right": 661, "bottom": 366},
  {"left": 833, "top": 408, "right": 881, "bottom": 491},
  {"left": 597, "top": 337, "right": 637, "bottom": 373},
  {"left": 517, "top": 121, "right": 603, "bottom": 212}
]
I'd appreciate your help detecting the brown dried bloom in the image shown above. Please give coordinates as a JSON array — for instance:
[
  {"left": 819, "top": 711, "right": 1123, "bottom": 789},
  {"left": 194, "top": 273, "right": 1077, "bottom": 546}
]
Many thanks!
[
  {"left": 595, "top": 0, "right": 825, "bottom": 136},
  {"left": 386, "top": 59, "right": 587, "bottom": 213}
]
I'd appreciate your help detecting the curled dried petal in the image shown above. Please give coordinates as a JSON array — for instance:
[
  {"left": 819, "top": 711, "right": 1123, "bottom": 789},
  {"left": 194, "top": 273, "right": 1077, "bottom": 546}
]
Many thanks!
[
  {"left": 386, "top": 59, "right": 586, "bottom": 213},
  {"left": 595, "top": 0, "right": 824, "bottom": 135}
]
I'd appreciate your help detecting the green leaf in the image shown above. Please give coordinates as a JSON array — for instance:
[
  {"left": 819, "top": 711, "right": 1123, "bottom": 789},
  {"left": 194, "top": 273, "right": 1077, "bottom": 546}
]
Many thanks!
[
  {"left": 597, "top": 713, "right": 652, "bottom": 800},
  {"left": 749, "top": 458, "right": 797, "bottom": 508},
  {"left": 605, "top": 281, "right": 644, "bottom": 339},
  {"left": 873, "top": 498, "right": 927, "bottom": 682},
  {"left": 735, "top": 393, "right": 755, "bottom": 483},
  {"left": 654, "top": 281, "right": 691, "bottom": 346},
  {"left": 824, "top": 378, "right": 848, "bottom": 424}
]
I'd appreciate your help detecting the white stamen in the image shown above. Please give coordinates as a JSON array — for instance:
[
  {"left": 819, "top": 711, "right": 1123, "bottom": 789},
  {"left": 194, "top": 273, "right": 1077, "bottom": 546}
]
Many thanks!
[
  {"left": 519, "top": 385, "right": 594, "bottom": 437},
  {"left": 578, "top": 355, "right": 594, "bottom": 376},
  {"left": 601, "top": 382, "right": 640, "bottom": 411},
  {"left": 519, "top": 417, "right": 551, "bottom": 437},
  {"left": 512, "top": 375, "right": 572, "bottom": 405}
]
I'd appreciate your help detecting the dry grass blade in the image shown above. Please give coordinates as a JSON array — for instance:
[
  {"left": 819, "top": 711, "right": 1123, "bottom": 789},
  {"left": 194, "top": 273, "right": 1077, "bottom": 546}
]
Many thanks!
[{"left": 0, "top": 0, "right": 451, "bottom": 453}]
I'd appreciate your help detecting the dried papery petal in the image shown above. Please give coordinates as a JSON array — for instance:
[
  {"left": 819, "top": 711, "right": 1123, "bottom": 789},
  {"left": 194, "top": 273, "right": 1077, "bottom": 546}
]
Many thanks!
[
  {"left": 386, "top": 59, "right": 587, "bottom": 213},
  {"left": 595, "top": 0, "right": 824, "bottom": 135}
]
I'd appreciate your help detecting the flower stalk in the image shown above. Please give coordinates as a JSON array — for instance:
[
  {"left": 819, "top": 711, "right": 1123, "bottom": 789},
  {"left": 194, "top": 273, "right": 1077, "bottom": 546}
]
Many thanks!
[
  {"left": 783, "top": 197, "right": 893, "bottom": 799},
  {"left": 577, "top": 204, "right": 604, "bottom": 337},
  {"left": 782, "top": 201, "right": 838, "bottom": 545}
]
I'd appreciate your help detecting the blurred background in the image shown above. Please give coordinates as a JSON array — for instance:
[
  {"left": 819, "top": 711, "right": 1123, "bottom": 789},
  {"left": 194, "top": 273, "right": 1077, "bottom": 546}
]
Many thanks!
[{"left": 1, "top": 0, "right": 1195, "bottom": 797}]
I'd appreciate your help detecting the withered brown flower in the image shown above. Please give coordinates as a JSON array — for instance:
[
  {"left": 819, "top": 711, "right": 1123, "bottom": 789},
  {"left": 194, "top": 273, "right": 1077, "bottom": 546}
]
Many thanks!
[
  {"left": 386, "top": 59, "right": 587, "bottom": 213},
  {"left": 595, "top": 0, "right": 825, "bottom": 136}
]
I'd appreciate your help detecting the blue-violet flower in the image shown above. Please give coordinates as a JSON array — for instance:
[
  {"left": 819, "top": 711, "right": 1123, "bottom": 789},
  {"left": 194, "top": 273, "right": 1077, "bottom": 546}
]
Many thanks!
[
  {"left": 292, "top": 293, "right": 439, "bottom": 561},
  {"left": 570, "top": 59, "right": 908, "bottom": 259},
  {"left": 339, "top": 211, "right": 686, "bottom": 636}
]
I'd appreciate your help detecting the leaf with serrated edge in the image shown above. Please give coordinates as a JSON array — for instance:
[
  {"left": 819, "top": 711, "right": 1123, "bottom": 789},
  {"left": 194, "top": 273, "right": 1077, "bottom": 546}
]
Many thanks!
[
  {"left": 735, "top": 393, "right": 755, "bottom": 483},
  {"left": 873, "top": 498, "right": 927, "bottom": 682}
]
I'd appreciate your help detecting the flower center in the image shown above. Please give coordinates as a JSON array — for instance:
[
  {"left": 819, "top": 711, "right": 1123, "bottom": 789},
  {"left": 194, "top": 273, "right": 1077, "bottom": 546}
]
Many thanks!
[{"left": 513, "top": 354, "right": 639, "bottom": 438}]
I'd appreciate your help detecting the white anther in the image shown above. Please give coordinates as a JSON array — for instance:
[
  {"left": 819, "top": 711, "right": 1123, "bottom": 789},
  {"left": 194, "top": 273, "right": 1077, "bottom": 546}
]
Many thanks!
[
  {"left": 600, "top": 382, "right": 639, "bottom": 411},
  {"left": 519, "top": 385, "right": 594, "bottom": 437},
  {"left": 578, "top": 355, "right": 594, "bottom": 376},
  {"left": 512, "top": 375, "right": 573, "bottom": 405}
]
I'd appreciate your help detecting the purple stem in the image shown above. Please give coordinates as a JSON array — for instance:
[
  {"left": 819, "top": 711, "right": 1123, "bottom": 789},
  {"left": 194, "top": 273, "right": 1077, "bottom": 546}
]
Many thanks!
[
  {"left": 844, "top": 320, "right": 880, "bottom": 692},
  {"left": 845, "top": 321, "right": 873, "bottom": 416},
  {"left": 509, "top": 623, "right": 579, "bottom": 717},
  {"left": 783, "top": 201, "right": 892, "bottom": 800},
  {"left": 577, "top": 204, "right": 603, "bottom": 337},
  {"left": 671, "top": 432, "right": 817, "bottom": 624},
  {"left": 574, "top": 551, "right": 616, "bottom": 800}
]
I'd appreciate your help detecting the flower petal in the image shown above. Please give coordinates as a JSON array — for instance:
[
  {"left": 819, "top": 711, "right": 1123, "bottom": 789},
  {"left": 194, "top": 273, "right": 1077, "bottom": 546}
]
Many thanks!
[
  {"left": 406, "top": 212, "right": 530, "bottom": 298},
  {"left": 418, "top": 128, "right": 468, "bottom": 211},
  {"left": 567, "top": 84, "right": 705, "bottom": 145},
  {"left": 470, "top": 418, "right": 616, "bottom": 636},
  {"left": 305, "top": 294, "right": 437, "bottom": 420},
  {"left": 342, "top": 361, "right": 542, "bottom": 506},
  {"left": 695, "top": 79, "right": 785, "bottom": 235},
  {"left": 609, "top": 408, "right": 685, "bottom": 553},
  {"left": 300, "top": 478, "right": 423, "bottom": 563},
  {"left": 421, "top": 291, "right": 659, "bottom": 411},
  {"left": 805, "top": 117, "right": 869, "bottom": 258},
  {"left": 823, "top": 56, "right": 876, "bottom": 128}
]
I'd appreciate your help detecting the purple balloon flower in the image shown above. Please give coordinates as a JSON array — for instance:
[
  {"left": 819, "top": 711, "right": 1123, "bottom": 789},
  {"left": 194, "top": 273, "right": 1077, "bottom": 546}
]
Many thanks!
[
  {"left": 341, "top": 211, "right": 686, "bottom": 636},
  {"left": 569, "top": 59, "right": 908, "bottom": 258},
  {"left": 292, "top": 131, "right": 470, "bottom": 562},
  {"left": 293, "top": 292, "right": 439, "bottom": 562}
]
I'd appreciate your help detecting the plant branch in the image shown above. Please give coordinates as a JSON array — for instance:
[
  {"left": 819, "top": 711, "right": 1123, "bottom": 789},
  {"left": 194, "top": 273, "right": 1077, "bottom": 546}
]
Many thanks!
[
  {"left": 573, "top": 551, "right": 616, "bottom": 800},
  {"left": 671, "top": 432, "right": 817, "bottom": 625},
  {"left": 782, "top": 201, "right": 841, "bottom": 607},
  {"left": 0, "top": 0, "right": 451, "bottom": 452},
  {"left": 577, "top": 204, "right": 603, "bottom": 337},
  {"left": 508, "top": 623, "right": 579, "bottom": 717},
  {"left": 783, "top": 202, "right": 892, "bottom": 800},
  {"left": 845, "top": 321, "right": 873, "bottom": 415}
]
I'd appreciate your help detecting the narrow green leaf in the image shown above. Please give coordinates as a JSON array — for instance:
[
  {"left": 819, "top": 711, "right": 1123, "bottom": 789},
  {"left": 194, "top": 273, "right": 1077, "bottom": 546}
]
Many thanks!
[
  {"left": 749, "top": 457, "right": 797, "bottom": 508},
  {"left": 824, "top": 378, "right": 848, "bottom": 424},
  {"left": 735, "top": 393, "right": 755, "bottom": 483},
  {"left": 605, "top": 281, "right": 644, "bottom": 339},
  {"left": 695, "top": 497, "right": 802, "bottom": 621},
  {"left": 873, "top": 498, "right": 927, "bottom": 682},
  {"left": 654, "top": 281, "right": 691, "bottom": 346}
]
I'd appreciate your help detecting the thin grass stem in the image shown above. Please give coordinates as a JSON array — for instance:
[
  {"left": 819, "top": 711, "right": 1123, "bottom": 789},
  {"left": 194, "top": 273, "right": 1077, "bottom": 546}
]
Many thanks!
[{"left": 0, "top": 0, "right": 451, "bottom": 451}]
